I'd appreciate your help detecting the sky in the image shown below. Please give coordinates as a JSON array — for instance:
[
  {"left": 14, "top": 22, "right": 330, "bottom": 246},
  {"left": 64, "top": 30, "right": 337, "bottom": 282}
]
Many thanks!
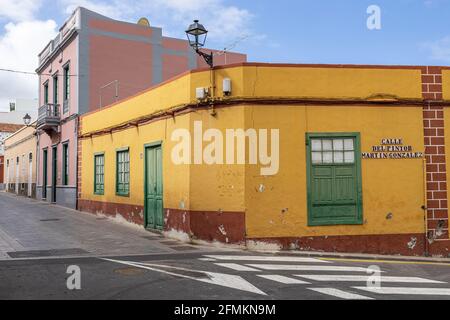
[{"left": 0, "top": 0, "right": 449, "bottom": 111}]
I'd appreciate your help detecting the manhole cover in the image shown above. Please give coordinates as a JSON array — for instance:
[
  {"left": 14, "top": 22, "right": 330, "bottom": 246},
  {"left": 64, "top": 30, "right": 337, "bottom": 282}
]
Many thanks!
[
  {"left": 7, "top": 248, "right": 89, "bottom": 258},
  {"left": 114, "top": 267, "right": 147, "bottom": 276}
]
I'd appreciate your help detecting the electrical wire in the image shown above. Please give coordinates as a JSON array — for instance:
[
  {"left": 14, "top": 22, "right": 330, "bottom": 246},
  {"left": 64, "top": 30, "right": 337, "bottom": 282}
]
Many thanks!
[{"left": 0, "top": 68, "right": 83, "bottom": 77}]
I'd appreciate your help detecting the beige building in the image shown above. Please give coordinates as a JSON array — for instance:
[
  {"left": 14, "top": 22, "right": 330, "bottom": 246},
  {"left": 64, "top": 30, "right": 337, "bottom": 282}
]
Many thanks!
[{"left": 4, "top": 123, "right": 37, "bottom": 198}]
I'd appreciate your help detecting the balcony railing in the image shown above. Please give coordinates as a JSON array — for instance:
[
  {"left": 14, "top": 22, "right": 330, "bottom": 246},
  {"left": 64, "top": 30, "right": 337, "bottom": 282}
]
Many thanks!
[{"left": 37, "top": 104, "right": 61, "bottom": 132}]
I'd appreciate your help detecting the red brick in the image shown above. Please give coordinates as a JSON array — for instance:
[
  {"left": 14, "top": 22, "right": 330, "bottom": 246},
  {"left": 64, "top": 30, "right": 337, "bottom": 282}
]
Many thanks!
[
  {"left": 428, "top": 200, "right": 440, "bottom": 209},
  {"left": 428, "top": 182, "right": 439, "bottom": 191},
  {"left": 433, "top": 210, "right": 449, "bottom": 219},
  {"left": 422, "top": 84, "right": 429, "bottom": 93},
  {"left": 423, "top": 120, "right": 430, "bottom": 128},
  {"left": 422, "top": 75, "right": 434, "bottom": 83},
  {"left": 427, "top": 66, "right": 442, "bottom": 74},
  {"left": 438, "top": 146, "right": 446, "bottom": 154},
  {"left": 424, "top": 128, "right": 437, "bottom": 137},
  {"left": 441, "top": 200, "right": 448, "bottom": 208},
  {"left": 440, "top": 182, "right": 447, "bottom": 190},
  {"left": 428, "top": 219, "right": 448, "bottom": 230},
  {"left": 433, "top": 172, "right": 447, "bottom": 181},
  {"left": 425, "top": 146, "right": 437, "bottom": 154},
  {"left": 439, "top": 164, "right": 447, "bottom": 172},
  {"left": 427, "top": 164, "right": 438, "bottom": 172},
  {"left": 437, "top": 129, "right": 445, "bottom": 136},
  {"left": 432, "top": 156, "right": 446, "bottom": 164},
  {"left": 431, "top": 137, "right": 445, "bottom": 145},
  {"left": 433, "top": 191, "right": 448, "bottom": 199},
  {"left": 423, "top": 93, "right": 436, "bottom": 100},
  {"left": 435, "top": 93, "right": 443, "bottom": 100},
  {"left": 436, "top": 111, "right": 444, "bottom": 118},
  {"left": 423, "top": 111, "right": 436, "bottom": 119},
  {"left": 430, "top": 120, "right": 444, "bottom": 127},
  {"left": 429, "top": 84, "right": 443, "bottom": 92},
  {"left": 435, "top": 75, "right": 443, "bottom": 83}
]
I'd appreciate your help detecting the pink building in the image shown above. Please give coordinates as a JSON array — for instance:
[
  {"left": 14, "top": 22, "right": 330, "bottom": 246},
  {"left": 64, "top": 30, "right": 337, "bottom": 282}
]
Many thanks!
[{"left": 36, "top": 7, "right": 246, "bottom": 208}]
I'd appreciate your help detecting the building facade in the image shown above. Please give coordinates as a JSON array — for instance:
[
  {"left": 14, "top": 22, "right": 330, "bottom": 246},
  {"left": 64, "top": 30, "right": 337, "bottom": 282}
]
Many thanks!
[
  {"left": 0, "top": 123, "right": 25, "bottom": 190},
  {"left": 78, "top": 63, "right": 450, "bottom": 257},
  {"left": 36, "top": 6, "right": 246, "bottom": 209},
  {"left": 4, "top": 123, "right": 37, "bottom": 198}
]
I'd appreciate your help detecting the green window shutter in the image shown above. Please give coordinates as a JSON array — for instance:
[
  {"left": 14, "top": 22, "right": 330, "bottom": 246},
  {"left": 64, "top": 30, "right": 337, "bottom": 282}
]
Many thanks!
[
  {"left": 116, "top": 149, "right": 130, "bottom": 196},
  {"left": 94, "top": 153, "right": 105, "bottom": 195},
  {"left": 306, "top": 133, "right": 363, "bottom": 226},
  {"left": 62, "top": 143, "right": 69, "bottom": 185}
]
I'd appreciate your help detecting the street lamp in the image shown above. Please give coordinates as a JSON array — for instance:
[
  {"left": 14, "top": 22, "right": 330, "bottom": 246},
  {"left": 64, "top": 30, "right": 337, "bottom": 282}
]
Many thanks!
[
  {"left": 23, "top": 113, "right": 31, "bottom": 126},
  {"left": 186, "top": 20, "right": 213, "bottom": 68}
]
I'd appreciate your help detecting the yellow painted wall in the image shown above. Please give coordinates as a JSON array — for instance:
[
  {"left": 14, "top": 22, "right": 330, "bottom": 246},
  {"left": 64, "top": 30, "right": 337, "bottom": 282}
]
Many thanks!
[
  {"left": 443, "top": 70, "right": 450, "bottom": 101},
  {"left": 244, "top": 105, "right": 426, "bottom": 238},
  {"left": 80, "top": 64, "right": 428, "bottom": 237},
  {"left": 4, "top": 125, "right": 37, "bottom": 184}
]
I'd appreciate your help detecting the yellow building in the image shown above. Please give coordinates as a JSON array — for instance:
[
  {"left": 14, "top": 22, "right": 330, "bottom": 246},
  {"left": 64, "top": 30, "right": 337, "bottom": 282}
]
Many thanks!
[
  {"left": 78, "top": 63, "right": 450, "bottom": 256},
  {"left": 4, "top": 122, "right": 37, "bottom": 198}
]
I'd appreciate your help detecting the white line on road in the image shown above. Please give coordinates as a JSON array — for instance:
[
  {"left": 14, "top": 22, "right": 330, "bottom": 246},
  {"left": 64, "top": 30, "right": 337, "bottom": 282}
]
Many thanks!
[
  {"left": 102, "top": 258, "right": 267, "bottom": 296},
  {"left": 215, "top": 263, "right": 262, "bottom": 271},
  {"left": 204, "top": 255, "right": 330, "bottom": 263},
  {"left": 258, "top": 275, "right": 310, "bottom": 284},
  {"left": 309, "top": 288, "right": 374, "bottom": 300},
  {"left": 354, "top": 287, "right": 450, "bottom": 296},
  {"left": 246, "top": 264, "right": 381, "bottom": 272},
  {"left": 296, "top": 275, "right": 445, "bottom": 284}
]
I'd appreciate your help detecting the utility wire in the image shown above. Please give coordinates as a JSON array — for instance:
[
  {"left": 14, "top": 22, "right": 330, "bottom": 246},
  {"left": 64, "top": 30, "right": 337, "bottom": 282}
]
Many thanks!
[{"left": 0, "top": 68, "right": 83, "bottom": 77}]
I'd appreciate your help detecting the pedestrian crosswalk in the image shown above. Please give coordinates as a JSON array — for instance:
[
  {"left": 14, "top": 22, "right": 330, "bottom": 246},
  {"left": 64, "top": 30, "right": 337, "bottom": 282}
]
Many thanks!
[{"left": 200, "top": 254, "right": 450, "bottom": 299}]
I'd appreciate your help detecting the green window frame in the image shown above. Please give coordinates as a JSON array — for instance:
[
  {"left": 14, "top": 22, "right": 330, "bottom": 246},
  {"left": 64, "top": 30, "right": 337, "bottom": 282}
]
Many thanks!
[
  {"left": 62, "top": 143, "right": 69, "bottom": 186},
  {"left": 53, "top": 74, "right": 58, "bottom": 105},
  {"left": 63, "top": 64, "right": 70, "bottom": 113},
  {"left": 306, "top": 133, "right": 363, "bottom": 226},
  {"left": 44, "top": 82, "right": 49, "bottom": 105},
  {"left": 94, "top": 153, "right": 105, "bottom": 195},
  {"left": 116, "top": 148, "right": 130, "bottom": 196}
]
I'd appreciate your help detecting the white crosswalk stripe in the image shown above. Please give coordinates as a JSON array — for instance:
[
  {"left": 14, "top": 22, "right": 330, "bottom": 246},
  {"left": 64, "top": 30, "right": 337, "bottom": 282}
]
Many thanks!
[
  {"left": 205, "top": 255, "right": 330, "bottom": 263},
  {"left": 295, "top": 275, "right": 445, "bottom": 284},
  {"left": 258, "top": 275, "right": 310, "bottom": 284},
  {"left": 354, "top": 287, "right": 450, "bottom": 296},
  {"left": 215, "top": 263, "right": 262, "bottom": 272},
  {"left": 309, "top": 288, "right": 374, "bottom": 300},
  {"left": 246, "top": 264, "right": 377, "bottom": 272}
]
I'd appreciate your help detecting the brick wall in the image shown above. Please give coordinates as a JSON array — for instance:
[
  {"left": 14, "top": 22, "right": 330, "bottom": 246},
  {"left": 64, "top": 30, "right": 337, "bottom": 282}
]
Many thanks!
[
  {"left": 422, "top": 66, "right": 449, "bottom": 244},
  {"left": 77, "top": 117, "right": 82, "bottom": 209}
]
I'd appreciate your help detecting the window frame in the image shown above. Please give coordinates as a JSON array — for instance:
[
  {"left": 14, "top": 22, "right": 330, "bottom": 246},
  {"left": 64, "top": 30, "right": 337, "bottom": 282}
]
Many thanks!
[
  {"left": 53, "top": 73, "right": 59, "bottom": 105},
  {"left": 43, "top": 81, "right": 49, "bottom": 105},
  {"left": 63, "top": 63, "right": 70, "bottom": 114},
  {"left": 306, "top": 132, "right": 363, "bottom": 226},
  {"left": 94, "top": 152, "right": 105, "bottom": 195},
  {"left": 62, "top": 142, "right": 69, "bottom": 186},
  {"left": 115, "top": 147, "right": 130, "bottom": 197}
]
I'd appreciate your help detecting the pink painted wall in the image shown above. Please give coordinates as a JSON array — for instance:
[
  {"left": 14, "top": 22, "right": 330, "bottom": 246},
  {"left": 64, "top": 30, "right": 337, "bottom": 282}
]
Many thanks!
[{"left": 89, "top": 33, "right": 154, "bottom": 111}]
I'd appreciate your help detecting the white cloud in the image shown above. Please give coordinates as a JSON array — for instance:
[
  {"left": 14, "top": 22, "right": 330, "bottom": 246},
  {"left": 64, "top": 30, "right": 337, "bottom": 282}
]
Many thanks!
[
  {"left": 424, "top": 36, "right": 450, "bottom": 63},
  {"left": 0, "top": 20, "right": 58, "bottom": 110},
  {"left": 0, "top": 0, "right": 43, "bottom": 22}
]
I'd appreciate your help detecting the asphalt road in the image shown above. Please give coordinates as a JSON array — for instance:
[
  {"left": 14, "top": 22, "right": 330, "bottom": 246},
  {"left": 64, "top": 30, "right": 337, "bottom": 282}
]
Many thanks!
[{"left": 1, "top": 192, "right": 450, "bottom": 300}]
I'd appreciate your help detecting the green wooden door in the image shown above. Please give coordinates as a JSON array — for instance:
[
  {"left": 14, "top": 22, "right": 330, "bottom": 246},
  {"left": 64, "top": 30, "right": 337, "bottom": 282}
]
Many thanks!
[
  {"left": 42, "top": 149, "right": 48, "bottom": 199},
  {"left": 307, "top": 134, "right": 363, "bottom": 226},
  {"left": 145, "top": 144, "right": 163, "bottom": 230}
]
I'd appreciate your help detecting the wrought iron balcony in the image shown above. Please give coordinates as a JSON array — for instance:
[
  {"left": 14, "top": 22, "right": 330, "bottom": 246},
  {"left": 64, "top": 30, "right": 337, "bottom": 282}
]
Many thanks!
[{"left": 37, "top": 104, "right": 61, "bottom": 132}]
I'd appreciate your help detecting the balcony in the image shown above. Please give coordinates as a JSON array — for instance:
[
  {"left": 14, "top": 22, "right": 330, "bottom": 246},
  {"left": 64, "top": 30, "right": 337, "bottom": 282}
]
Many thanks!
[{"left": 37, "top": 104, "right": 60, "bottom": 132}]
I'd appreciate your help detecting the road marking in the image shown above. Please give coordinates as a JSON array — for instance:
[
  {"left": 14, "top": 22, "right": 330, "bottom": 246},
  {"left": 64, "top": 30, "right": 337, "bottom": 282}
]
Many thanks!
[
  {"left": 309, "top": 287, "right": 374, "bottom": 300},
  {"left": 215, "top": 263, "right": 262, "bottom": 271},
  {"left": 204, "top": 255, "right": 330, "bottom": 263},
  {"left": 354, "top": 287, "right": 450, "bottom": 296},
  {"left": 198, "top": 258, "right": 217, "bottom": 262},
  {"left": 320, "top": 257, "right": 450, "bottom": 267},
  {"left": 246, "top": 264, "right": 380, "bottom": 272},
  {"left": 258, "top": 275, "right": 310, "bottom": 284},
  {"left": 296, "top": 275, "right": 445, "bottom": 284},
  {"left": 102, "top": 258, "right": 267, "bottom": 296}
]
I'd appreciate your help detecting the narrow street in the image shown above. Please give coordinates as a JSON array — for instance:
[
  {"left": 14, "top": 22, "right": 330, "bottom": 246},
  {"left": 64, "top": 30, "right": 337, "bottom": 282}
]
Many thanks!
[{"left": 1, "top": 192, "right": 450, "bottom": 300}]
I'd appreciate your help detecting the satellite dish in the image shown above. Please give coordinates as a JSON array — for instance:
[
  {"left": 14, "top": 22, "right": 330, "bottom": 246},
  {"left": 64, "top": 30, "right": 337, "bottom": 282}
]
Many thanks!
[{"left": 137, "top": 17, "right": 150, "bottom": 27}]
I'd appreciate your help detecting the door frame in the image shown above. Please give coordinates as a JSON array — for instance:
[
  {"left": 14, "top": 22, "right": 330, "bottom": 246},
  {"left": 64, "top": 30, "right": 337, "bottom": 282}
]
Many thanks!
[
  {"left": 42, "top": 148, "right": 48, "bottom": 199},
  {"left": 306, "top": 132, "right": 363, "bottom": 226},
  {"left": 51, "top": 145, "right": 58, "bottom": 203},
  {"left": 143, "top": 141, "right": 163, "bottom": 230}
]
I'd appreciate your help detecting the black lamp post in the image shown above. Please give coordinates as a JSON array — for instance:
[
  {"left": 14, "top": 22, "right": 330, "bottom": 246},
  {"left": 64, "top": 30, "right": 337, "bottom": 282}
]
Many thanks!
[
  {"left": 23, "top": 113, "right": 31, "bottom": 126},
  {"left": 186, "top": 20, "right": 213, "bottom": 68}
]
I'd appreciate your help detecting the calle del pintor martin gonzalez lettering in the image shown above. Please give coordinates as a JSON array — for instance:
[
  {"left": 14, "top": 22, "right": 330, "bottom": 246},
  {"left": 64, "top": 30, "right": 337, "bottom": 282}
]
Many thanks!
[{"left": 362, "top": 138, "right": 424, "bottom": 160}]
